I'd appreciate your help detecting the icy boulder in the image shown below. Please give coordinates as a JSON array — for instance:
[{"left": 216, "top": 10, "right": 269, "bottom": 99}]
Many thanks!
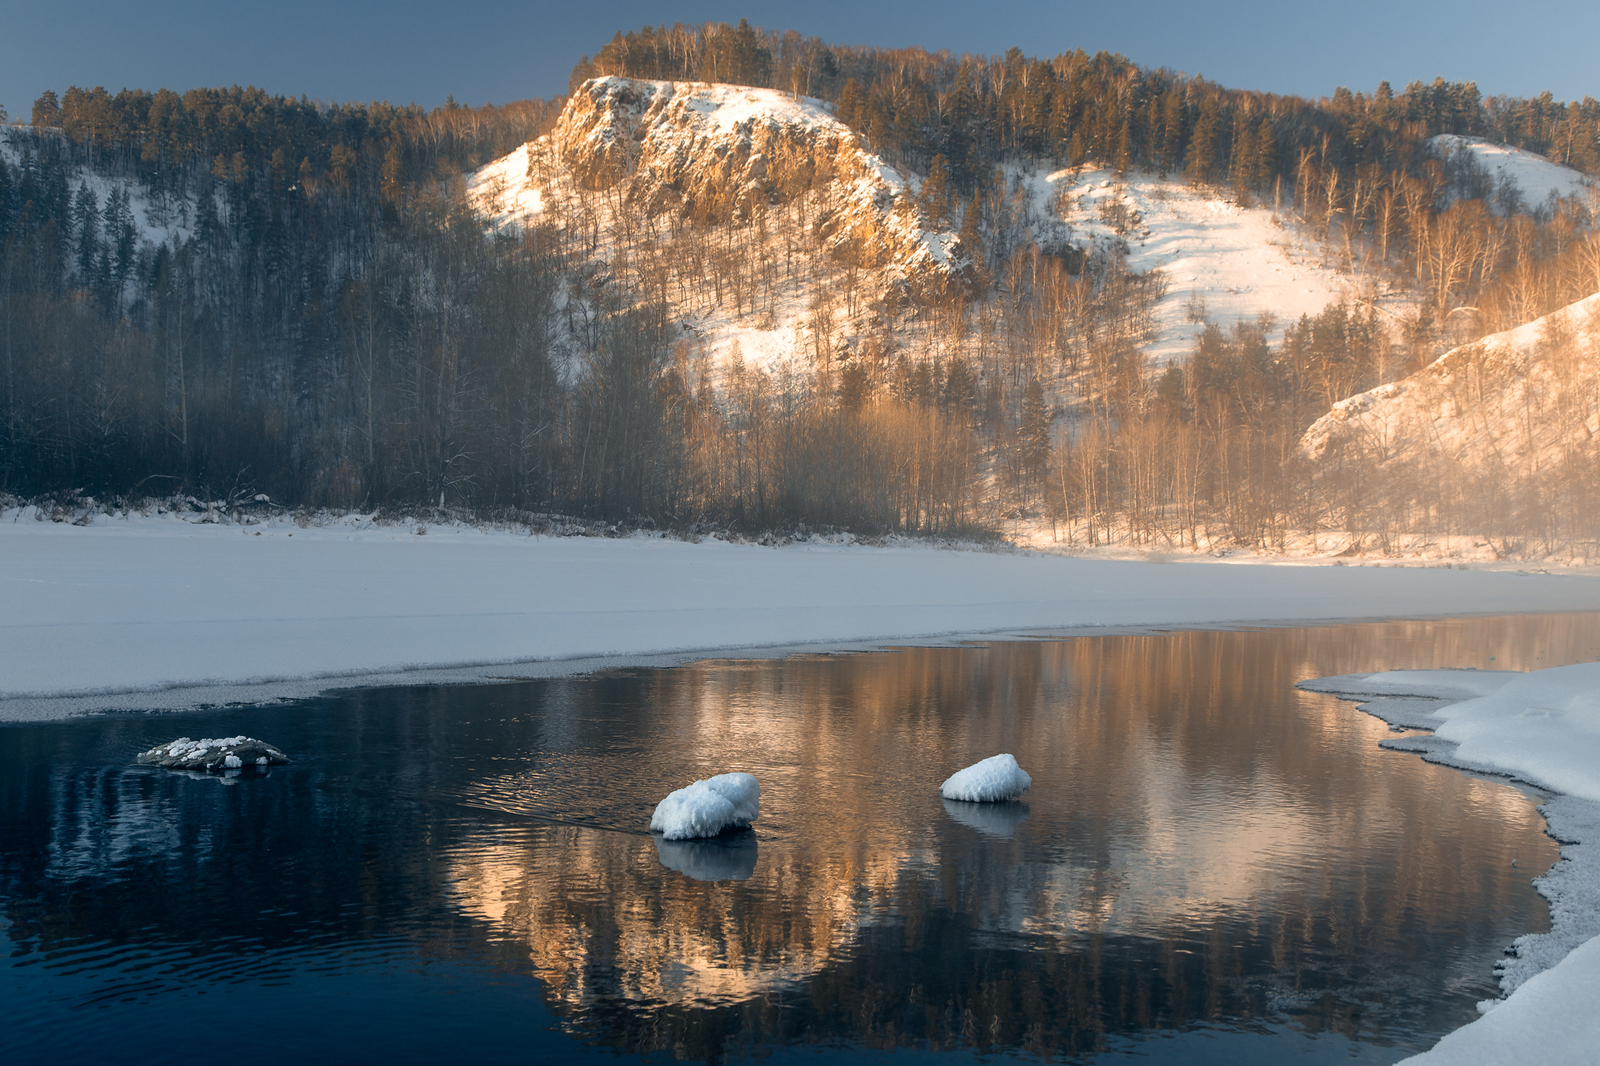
[
  {"left": 940, "top": 754, "right": 1031, "bottom": 803},
  {"left": 649, "top": 772, "right": 760, "bottom": 840},
  {"left": 136, "top": 736, "right": 288, "bottom": 772}
]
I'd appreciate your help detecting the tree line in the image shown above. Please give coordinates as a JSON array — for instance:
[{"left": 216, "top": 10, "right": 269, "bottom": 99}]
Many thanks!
[{"left": 4, "top": 23, "right": 1600, "bottom": 558}]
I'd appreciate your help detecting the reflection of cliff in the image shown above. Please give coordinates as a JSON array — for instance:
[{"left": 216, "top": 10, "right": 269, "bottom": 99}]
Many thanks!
[
  {"left": 5, "top": 615, "right": 1587, "bottom": 1062},
  {"left": 441, "top": 619, "right": 1574, "bottom": 1056}
]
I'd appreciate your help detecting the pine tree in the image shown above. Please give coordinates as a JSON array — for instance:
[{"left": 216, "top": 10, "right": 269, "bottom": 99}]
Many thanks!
[
  {"left": 956, "top": 195, "right": 989, "bottom": 295},
  {"left": 1187, "top": 97, "right": 1219, "bottom": 184},
  {"left": 1018, "top": 378, "right": 1051, "bottom": 481},
  {"left": 70, "top": 183, "right": 99, "bottom": 288},
  {"left": 918, "top": 154, "right": 952, "bottom": 228},
  {"left": 1255, "top": 118, "right": 1278, "bottom": 187}
]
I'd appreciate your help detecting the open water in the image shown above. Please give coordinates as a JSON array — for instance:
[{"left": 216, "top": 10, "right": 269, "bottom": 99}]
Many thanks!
[{"left": 5, "top": 613, "right": 1599, "bottom": 1064}]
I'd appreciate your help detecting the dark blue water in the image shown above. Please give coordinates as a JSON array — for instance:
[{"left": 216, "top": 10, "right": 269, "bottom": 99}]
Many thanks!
[{"left": 5, "top": 614, "right": 1596, "bottom": 1065}]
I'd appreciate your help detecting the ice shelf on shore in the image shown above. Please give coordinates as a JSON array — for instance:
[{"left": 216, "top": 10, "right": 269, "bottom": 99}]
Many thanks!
[
  {"left": 649, "top": 772, "right": 761, "bottom": 840},
  {"left": 7, "top": 512, "right": 1600, "bottom": 722},
  {"left": 1301, "top": 664, "right": 1600, "bottom": 1065},
  {"left": 940, "top": 754, "right": 1032, "bottom": 803}
]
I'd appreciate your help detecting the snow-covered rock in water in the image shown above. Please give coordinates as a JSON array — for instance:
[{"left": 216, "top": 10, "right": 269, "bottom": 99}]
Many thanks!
[
  {"left": 650, "top": 772, "right": 761, "bottom": 840},
  {"left": 136, "top": 736, "right": 288, "bottom": 772},
  {"left": 654, "top": 832, "right": 759, "bottom": 881},
  {"left": 940, "top": 754, "right": 1032, "bottom": 802}
]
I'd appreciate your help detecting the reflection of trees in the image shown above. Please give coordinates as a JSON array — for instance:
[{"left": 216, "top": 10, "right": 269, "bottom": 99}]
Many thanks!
[
  {"left": 440, "top": 619, "right": 1583, "bottom": 1058},
  {"left": 4, "top": 614, "right": 1593, "bottom": 1059}
]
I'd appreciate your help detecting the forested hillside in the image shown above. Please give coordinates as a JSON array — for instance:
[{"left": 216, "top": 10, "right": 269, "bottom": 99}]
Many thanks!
[{"left": 3, "top": 21, "right": 1599, "bottom": 557}]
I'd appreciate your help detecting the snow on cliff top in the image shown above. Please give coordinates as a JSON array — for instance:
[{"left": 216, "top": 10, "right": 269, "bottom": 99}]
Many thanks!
[{"left": 1431, "top": 135, "right": 1596, "bottom": 211}]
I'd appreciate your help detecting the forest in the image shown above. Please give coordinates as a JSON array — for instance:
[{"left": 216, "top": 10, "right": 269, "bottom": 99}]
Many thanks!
[{"left": 3, "top": 20, "right": 1600, "bottom": 555}]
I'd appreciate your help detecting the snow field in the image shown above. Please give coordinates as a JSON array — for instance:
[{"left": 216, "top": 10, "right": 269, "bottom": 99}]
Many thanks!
[
  {"left": 939, "top": 753, "right": 1032, "bottom": 802},
  {"left": 7, "top": 508, "right": 1600, "bottom": 719},
  {"left": 650, "top": 772, "right": 761, "bottom": 840}
]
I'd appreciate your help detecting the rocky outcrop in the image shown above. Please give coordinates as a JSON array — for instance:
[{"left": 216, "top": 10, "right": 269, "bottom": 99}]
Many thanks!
[
  {"left": 137, "top": 736, "right": 289, "bottom": 772},
  {"left": 507, "top": 77, "right": 966, "bottom": 293}
]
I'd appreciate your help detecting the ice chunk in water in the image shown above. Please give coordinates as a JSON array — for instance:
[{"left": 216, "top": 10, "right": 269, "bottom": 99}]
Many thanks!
[
  {"left": 649, "top": 772, "right": 760, "bottom": 840},
  {"left": 940, "top": 754, "right": 1031, "bottom": 802}
]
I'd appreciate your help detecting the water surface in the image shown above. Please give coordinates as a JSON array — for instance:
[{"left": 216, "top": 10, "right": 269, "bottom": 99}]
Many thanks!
[{"left": 4, "top": 613, "right": 1597, "bottom": 1064}]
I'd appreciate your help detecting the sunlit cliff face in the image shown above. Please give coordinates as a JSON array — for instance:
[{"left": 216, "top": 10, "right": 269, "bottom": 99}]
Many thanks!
[
  {"left": 441, "top": 624, "right": 1560, "bottom": 1032},
  {"left": 468, "top": 76, "right": 966, "bottom": 294}
]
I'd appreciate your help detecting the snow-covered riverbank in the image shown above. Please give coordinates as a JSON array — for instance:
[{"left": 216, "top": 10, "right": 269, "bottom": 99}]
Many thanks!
[
  {"left": 1303, "top": 667, "right": 1600, "bottom": 1065},
  {"left": 7, "top": 507, "right": 1600, "bottom": 1060},
  {"left": 6, "top": 508, "right": 1600, "bottom": 721}
]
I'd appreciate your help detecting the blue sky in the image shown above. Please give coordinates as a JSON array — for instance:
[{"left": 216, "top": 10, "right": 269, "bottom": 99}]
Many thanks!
[{"left": 3, "top": 1, "right": 1597, "bottom": 122}]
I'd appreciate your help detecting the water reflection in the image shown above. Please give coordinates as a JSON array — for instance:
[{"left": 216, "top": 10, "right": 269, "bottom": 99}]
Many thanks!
[
  {"left": 4, "top": 613, "right": 1598, "bottom": 1064},
  {"left": 654, "top": 831, "right": 761, "bottom": 881},
  {"left": 942, "top": 798, "right": 1030, "bottom": 837}
]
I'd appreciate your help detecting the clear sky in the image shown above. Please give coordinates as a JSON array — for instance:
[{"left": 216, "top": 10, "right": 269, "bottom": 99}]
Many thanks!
[{"left": 3, "top": 0, "right": 1597, "bottom": 122}]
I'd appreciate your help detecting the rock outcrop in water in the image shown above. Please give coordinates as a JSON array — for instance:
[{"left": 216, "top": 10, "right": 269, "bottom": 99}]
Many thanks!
[{"left": 137, "top": 736, "right": 289, "bottom": 772}]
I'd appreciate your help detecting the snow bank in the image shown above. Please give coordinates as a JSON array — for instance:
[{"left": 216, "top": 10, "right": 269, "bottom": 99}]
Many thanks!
[
  {"left": 1402, "top": 932, "right": 1600, "bottom": 1065},
  {"left": 5, "top": 511, "right": 1600, "bottom": 720},
  {"left": 1302, "top": 669, "right": 1522, "bottom": 703},
  {"left": 1302, "top": 664, "right": 1600, "bottom": 1063},
  {"left": 1310, "top": 663, "right": 1600, "bottom": 803},
  {"left": 940, "top": 754, "right": 1031, "bottom": 802},
  {"left": 650, "top": 772, "right": 760, "bottom": 840}
]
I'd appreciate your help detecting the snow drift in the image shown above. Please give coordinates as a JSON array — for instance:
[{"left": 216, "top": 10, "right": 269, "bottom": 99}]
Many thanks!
[
  {"left": 650, "top": 772, "right": 761, "bottom": 839},
  {"left": 940, "top": 754, "right": 1032, "bottom": 802}
]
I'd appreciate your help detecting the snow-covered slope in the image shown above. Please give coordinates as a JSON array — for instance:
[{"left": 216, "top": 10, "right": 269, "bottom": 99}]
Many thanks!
[
  {"left": 0, "top": 129, "right": 192, "bottom": 251},
  {"left": 1300, "top": 291, "right": 1600, "bottom": 480},
  {"left": 469, "top": 81, "right": 1354, "bottom": 373},
  {"left": 1034, "top": 165, "right": 1355, "bottom": 363},
  {"left": 1431, "top": 135, "right": 1596, "bottom": 214}
]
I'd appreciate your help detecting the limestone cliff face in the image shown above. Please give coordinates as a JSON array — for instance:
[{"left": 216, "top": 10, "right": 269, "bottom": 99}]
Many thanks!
[
  {"left": 1299, "top": 291, "right": 1600, "bottom": 483},
  {"left": 548, "top": 77, "right": 964, "bottom": 291}
]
